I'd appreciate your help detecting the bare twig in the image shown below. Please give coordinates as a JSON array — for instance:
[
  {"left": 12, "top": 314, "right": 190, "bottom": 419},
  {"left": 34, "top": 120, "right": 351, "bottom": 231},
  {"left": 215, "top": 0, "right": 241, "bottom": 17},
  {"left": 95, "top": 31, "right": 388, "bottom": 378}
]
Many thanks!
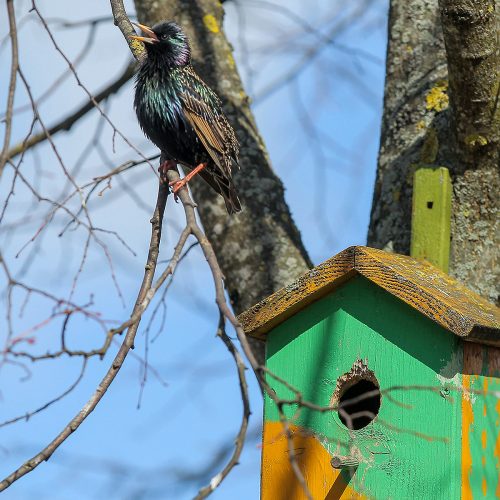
[
  {"left": 1, "top": 19, "right": 99, "bottom": 119},
  {"left": 254, "top": 0, "right": 376, "bottom": 103},
  {"left": 0, "top": 181, "right": 169, "bottom": 492},
  {"left": 6, "top": 62, "right": 136, "bottom": 161},
  {"left": 30, "top": 1, "right": 153, "bottom": 170},
  {"left": 0, "top": 0, "right": 19, "bottom": 178},
  {"left": 0, "top": 359, "right": 88, "bottom": 429},
  {"left": 194, "top": 314, "right": 250, "bottom": 499}
]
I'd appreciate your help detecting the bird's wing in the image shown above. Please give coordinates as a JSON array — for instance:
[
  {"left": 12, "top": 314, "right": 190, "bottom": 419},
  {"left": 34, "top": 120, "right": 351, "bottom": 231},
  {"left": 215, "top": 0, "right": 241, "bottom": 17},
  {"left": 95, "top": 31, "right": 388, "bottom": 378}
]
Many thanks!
[{"left": 177, "top": 66, "right": 239, "bottom": 176}]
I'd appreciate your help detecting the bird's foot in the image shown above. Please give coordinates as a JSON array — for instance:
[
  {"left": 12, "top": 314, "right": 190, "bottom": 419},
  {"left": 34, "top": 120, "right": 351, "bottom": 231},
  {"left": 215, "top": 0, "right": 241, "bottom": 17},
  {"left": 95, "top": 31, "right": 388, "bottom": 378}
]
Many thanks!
[
  {"left": 158, "top": 160, "right": 176, "bottom": 183},
  {"left": 168, "top": 178, "right": 188, "bottom": 199},
  {"left": 168, "top": 163, "right": 208, "bottom": 199}
]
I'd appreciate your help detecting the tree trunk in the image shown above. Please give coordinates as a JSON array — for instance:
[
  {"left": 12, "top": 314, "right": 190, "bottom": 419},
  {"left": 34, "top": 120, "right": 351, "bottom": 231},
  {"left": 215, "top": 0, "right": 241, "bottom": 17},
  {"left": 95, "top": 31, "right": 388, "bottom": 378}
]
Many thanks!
[
  {"left": 133, "top": 0, "right": 312, "bottom": 321},
  {"left": 368, "top": 0, "right": 499, "bottom": 304}
]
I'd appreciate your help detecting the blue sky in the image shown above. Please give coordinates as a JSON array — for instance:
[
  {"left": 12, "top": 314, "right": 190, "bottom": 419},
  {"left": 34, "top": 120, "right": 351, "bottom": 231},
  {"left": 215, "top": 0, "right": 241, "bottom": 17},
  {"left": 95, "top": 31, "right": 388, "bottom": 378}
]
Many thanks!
[{"left": 0, "top": 0, "right": 388, "bottom": 498}]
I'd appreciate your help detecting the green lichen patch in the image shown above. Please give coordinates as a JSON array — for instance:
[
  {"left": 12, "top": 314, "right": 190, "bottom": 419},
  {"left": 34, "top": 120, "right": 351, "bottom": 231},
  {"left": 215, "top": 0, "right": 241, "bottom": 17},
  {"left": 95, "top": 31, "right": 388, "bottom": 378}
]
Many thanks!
[{"left": 464, "top": 134, "right": 488, "bottom": 149}]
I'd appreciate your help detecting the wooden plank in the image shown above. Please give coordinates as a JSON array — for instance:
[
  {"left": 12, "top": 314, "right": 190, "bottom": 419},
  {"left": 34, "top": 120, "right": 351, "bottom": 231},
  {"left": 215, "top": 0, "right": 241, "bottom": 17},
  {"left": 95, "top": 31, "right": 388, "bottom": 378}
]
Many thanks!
[
  {"left": 239, "top": 246, "right": 500, "bottom": 344},
  {"left": 410, "top": 166, "right": 452, "bottom": 272}
]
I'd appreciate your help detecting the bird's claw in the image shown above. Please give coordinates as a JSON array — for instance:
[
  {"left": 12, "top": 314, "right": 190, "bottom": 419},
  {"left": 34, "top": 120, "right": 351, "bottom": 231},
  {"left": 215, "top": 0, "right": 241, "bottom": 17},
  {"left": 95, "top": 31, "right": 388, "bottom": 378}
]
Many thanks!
[
  {"left": 159, "top": 160, "right": 176, "bottom": 184},
  {"left": 168, "top": 179, "right": 187, "bottom": 201}
]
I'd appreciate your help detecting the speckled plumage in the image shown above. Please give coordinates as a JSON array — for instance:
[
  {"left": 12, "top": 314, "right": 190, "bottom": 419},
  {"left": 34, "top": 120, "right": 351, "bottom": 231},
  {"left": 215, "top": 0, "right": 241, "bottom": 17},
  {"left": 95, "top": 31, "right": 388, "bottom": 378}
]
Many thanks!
[{"left": 134, "top": 21, "right": 241, "bottom": 213}]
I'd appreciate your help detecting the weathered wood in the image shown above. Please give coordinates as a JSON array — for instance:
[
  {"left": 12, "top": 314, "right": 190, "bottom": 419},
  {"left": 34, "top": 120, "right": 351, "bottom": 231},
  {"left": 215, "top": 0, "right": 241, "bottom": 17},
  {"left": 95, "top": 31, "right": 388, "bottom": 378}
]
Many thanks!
[
  {"left": 239, "top": 246, "right": 500, "bottom": 344},
  {"left": 239, "top": 246, "right": 355, "bottom": 340},
  {"left": 410, "top": 166, "right": 452, "bottom": 272}
]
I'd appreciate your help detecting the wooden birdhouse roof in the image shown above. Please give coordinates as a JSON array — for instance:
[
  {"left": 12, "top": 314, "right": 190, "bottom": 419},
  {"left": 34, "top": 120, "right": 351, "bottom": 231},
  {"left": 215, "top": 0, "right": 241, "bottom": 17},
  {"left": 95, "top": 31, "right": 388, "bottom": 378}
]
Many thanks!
[{"left": 239, "top": 246, "right": 500, "bottom": 345}]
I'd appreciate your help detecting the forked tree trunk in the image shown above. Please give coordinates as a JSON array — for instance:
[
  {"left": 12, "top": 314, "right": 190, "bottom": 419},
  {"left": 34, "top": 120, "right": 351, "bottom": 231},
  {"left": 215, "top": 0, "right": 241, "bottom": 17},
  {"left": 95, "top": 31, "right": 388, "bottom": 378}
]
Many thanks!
[{"left": 369, "top": 0, "right": 499, "bottom": 304}]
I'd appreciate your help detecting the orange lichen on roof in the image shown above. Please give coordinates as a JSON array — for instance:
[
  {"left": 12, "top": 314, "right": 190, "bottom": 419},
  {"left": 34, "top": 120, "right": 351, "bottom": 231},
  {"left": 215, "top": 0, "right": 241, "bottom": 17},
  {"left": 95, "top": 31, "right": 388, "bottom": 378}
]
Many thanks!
[{"left": 239, "top": 246, "right": 500, "bottom": 344}]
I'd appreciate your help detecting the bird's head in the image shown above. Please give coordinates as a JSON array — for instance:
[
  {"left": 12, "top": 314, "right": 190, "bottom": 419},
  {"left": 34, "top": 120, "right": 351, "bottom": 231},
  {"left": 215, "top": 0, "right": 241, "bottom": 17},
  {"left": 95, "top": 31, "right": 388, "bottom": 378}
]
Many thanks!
[{"left": 132, "top": 21, "right": 191, "bottom": 67}]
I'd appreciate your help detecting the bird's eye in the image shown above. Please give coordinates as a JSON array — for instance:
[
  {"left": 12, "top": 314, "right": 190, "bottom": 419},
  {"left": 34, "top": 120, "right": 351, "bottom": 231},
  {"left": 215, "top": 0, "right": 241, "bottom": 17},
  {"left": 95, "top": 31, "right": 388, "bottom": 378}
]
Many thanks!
[{"left": 160, "top": 34, "right": 169, "bottom": 40}]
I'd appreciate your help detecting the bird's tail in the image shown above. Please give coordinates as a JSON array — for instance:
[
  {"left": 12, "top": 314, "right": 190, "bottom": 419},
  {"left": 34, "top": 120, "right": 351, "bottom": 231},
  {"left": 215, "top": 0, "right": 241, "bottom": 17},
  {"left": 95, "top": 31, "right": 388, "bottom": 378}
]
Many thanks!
[
  {"left": 222, "top": 183, "right": 242, "bottom": 214},
  {"left": 199, "top": 168, "right": 242, "bottom": 214}
]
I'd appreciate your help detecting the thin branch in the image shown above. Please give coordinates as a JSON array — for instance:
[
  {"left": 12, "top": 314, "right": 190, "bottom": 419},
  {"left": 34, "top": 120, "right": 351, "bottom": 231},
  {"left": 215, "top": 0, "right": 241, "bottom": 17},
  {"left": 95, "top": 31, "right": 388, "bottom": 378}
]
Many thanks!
[
  {"left": 194, "top": 314, "right": 250, "bottom": 499},
  {"left": 1, "top": 20, "right": 100, "bottom": 119},
  {"left": 109, "top": 0, "right": 145, "bottom": 61},
  {"left": 0, "top": 358, "right": 88, "bottom": 429},
  {"left": 45, "top": 15, "right": 118, "bottom": 29},
  {"left": 0, "top": 0, "right": 19, "bottom": 178},
  {"left": 254, "top": 0, "right": 375, "bottom": 103},
  {"left": 30, "top": 1, "right": 153, "bottom": 170}
]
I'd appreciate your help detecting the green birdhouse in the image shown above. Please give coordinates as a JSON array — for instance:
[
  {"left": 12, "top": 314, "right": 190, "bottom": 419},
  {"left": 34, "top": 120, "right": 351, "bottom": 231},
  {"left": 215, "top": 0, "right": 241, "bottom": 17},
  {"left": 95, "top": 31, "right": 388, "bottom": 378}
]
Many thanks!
[{"left": 239, "top": 246, "right": 500, "bottom": 500}]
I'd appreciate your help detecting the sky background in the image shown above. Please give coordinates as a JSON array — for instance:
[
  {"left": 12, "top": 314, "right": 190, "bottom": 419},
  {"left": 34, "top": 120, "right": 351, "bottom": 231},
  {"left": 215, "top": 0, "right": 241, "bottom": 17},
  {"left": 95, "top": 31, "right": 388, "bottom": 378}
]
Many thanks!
[{"left": 0, "top": 0, "right": 388, "bottom": 498}]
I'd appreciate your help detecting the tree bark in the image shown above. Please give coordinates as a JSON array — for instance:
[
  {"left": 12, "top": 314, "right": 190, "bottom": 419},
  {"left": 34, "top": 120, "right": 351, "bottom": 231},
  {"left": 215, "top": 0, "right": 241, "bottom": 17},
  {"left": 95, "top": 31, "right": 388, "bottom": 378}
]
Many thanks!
[
  {"left": 439, "top": 0, "right": 499, "bottom": 169},
  {"left": 133, "top": 0, "right": 312, "bottom": 321},
  {"left": 368, "top": 0, "right": 499, "bottom": 304},
  {"left": 438, "top": 0, "right": 499, "bottom": 303}
]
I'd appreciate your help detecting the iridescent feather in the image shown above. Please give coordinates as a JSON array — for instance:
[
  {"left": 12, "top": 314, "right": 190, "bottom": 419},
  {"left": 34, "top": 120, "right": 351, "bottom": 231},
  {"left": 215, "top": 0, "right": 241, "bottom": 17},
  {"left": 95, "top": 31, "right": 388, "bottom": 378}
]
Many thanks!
[{"left": 134, "top": 21, "right": 241, "bottom": 213}]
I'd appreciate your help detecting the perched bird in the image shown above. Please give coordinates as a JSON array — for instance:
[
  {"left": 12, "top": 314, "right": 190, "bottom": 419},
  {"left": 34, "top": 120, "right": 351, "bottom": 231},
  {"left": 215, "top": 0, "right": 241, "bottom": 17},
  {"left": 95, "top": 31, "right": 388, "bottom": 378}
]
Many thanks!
[{"left": 132, "top": 21, "right": 241, "bottom": 214}]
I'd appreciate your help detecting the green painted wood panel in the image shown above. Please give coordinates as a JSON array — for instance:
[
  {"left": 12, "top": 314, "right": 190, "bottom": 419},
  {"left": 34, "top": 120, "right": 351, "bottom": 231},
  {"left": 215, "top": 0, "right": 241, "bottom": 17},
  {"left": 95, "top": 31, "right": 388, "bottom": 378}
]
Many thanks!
[{"left": 264, "top": 276, "right": 462, "bottom": 499}]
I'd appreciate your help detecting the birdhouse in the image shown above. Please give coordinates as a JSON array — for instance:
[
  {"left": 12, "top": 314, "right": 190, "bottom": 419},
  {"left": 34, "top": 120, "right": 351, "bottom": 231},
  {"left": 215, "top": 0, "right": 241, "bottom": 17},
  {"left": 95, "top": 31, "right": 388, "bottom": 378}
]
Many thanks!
[{"left": 239, "top": 246, "right": 500, "bottom": 499}]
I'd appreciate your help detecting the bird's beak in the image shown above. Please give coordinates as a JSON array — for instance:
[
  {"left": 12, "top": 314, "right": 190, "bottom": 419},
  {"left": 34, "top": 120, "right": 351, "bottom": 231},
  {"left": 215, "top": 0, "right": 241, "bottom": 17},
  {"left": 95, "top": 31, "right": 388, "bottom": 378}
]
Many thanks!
[{"left": 131, "top": 22, "right": 159, "bottom": 44}]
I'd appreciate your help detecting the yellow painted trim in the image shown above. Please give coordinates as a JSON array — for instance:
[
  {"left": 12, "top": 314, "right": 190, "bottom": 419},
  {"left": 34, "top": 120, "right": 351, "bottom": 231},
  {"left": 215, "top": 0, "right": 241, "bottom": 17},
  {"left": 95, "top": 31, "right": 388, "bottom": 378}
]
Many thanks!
[
  {"left": 482, "top": 477, "right": 488, "bottom": 497},
  {"left": 462, "top": 375, "right": 473, "bottom": 500},
  {"left": 261, "top": 422, "right": 365, "bottom": 500}
]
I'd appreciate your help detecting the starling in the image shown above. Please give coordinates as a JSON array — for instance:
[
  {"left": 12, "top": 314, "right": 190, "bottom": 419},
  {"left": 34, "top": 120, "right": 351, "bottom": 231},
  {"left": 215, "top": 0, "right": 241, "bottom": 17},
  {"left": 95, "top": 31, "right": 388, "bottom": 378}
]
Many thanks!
[{"left": 132, "top": 21, "right": 241, "bottom": 214}]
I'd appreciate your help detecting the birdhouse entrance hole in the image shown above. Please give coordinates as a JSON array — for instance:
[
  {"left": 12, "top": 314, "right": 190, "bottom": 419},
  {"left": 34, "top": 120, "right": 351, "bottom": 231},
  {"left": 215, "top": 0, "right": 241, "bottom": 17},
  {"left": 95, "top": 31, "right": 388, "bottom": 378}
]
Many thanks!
[{"left": 331, "top": 360, "right": 381, "bottom": 430}]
